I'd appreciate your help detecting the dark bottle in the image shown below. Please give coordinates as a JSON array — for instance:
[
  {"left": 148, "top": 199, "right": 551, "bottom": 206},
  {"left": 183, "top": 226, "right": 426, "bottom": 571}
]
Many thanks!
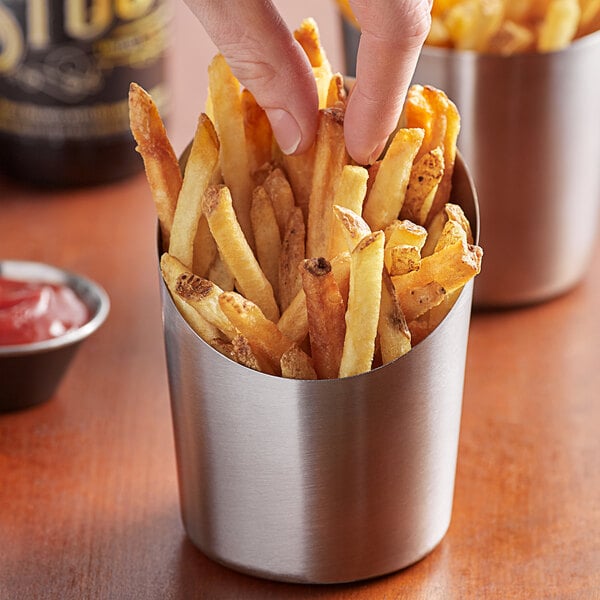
[{"left": 0, "top": 0, "right": 169, "bottom": 187}]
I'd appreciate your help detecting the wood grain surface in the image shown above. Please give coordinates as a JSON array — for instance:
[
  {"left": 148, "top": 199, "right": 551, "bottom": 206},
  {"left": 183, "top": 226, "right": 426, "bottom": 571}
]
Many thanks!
[{"left": 1, "top": 3, "right": 599, "bottom": 598}]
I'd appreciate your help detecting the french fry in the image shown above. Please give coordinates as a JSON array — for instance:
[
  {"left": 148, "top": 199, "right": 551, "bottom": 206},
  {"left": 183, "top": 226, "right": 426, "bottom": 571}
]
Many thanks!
[
  {"left": 538, "top": 0, "right": 581, "bottom": 52},
  {"left": 277, "top": 251, "right": 351, "bottom": 344},
  {"left": 218, "top": 291, "right": 297, "bottom": 374},
  {"left": 231, "top": 334, "right": 277, "bottom": 375},
  {"left": 174, "top": 270, "right": 238, "bottom": 340},
  {"left": 208, "top": 54, "right": 255, "bottom": 248},
  {"left": 427, "top": 15, "right": 451, "bottom": 47},
  {"left": 241, "top": 88, "right": 273, "bottom": 176},
  {"left": 326, "top": 72, "right": 347, "bottom": 108},
  {"left": 251, "top": 186, "right": 281, "bottom": 298},
  {"left": 339, "top": 232, "right": 385, "bottom": 378},
  {"left": 160, "top": 253, "right": 222, "bottom": 344},
  {"left": 385, "top": 219, "right": 428, "bottom": 249},
  {"left": 168, "top": 113, "right": 220, "bottom": 269},
  {"left": 579, "top": 0, "right": 600, "bottom": 35},
  {"left": 207, "top": 251, "right": 235, "bottom": 291},
  {"left": 487, "top": 20, "right": 536, "bottom": 55},
  {"left": 192, "top": 214, "right": 218, "bottom": 278},
  {"left": 385, "top": 245, "right": 422, "bottom": 276},
  {"left": 301, "top": 257, "right": 347, "bottom": 379},
  {"left": 307, "top": 107, "right": 349, "bottom": 258},
  {"left": 203, "top": 185, "right": 279, "bottom": 322},
  {"left": 262, "top": 167, "right": 295, "bottom": 239},
  {"left": 392, "top": 239, "right": 482, "bottom": 321},
  {"left": 407, "top": 288, "right": 462, "bottom": 346},
  {"left": 363, "top": 128, "right": 424, "bottom": 232},
  {"left": 422, "top": 202, "right": 474, "bottom": 256},
  {"left": 328, "top": 165, "right": 369, "bottom": 257},
  {"left": 401, "top": 146, "right": 445, "bottom": 225},
  {"left": 378, "top": 271, "right": 412, "bottom": 364},
  {"left": 280, "top": 345, "right": 318, "bottom": 380},
  {"left": 281, "top": 149, "right": 315, "bottom": 223},
  {"left": 279, "top": 207, "right": 306, "bottom": 312},
  {"left": 128, "top": 82, "right": 182, "bottom": 249},
  {"left": 294, "top": 17, "right": 333, "bottom": 108},
  {"left": 332, "top": 205, "right": 372, "bottom": 252}
]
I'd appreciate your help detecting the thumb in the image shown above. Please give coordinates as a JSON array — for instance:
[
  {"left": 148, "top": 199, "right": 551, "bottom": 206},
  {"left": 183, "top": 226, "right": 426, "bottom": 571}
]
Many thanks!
[{"left": 185, "top": 0, "right": 319, "bottom": 155}]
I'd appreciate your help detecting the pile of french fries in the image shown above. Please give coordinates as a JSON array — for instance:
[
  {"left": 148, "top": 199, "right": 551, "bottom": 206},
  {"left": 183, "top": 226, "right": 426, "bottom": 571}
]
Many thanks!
[
  {"left": 428, "top": 0, "right": 600, "bottom": 54},
  {"left": 336, "top": 0, "right": 600, "bottom": 55},
  {"left": 129, "top": 18, "right": 482, "bottom": 380}
]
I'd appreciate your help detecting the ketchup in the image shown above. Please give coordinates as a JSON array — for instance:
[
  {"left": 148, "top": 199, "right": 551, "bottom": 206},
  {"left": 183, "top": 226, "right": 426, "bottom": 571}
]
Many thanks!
[{"left": 0, "top": 277, "right": 89, "bottom": 346}]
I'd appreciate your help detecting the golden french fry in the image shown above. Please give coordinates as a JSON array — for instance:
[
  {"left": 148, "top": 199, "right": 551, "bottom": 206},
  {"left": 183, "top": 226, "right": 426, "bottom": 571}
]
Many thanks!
[
  {"left": 192, "top": 214, "right": 218, "bottom": 278},
  {"left": 262, "top": 167, "right": 295, "bottom": 239},
  {"left": 407, "top": 288, "right": 462, "bottom": 346},
  {"left": 241, "top": 88, "right": 273, "bottom": 176},
  {"left": 504, "top": 0, "right": 535, "bottom": 22},
  {"left": 326, "top": 72, "right": 347, "bottom": 108},
  {"left": 231, "top": 334, "right": 277, "bottom": 375},
  {"left": 208, "top": 54, "right": 255, "bottom": 248},
  {"left": 332, "top": 205, "right": 372, "bottom": 252},
  {"left": 218, "top": 291, "right": 296, "bottom": 374},
  {"left": 339, "top": 231, "right": 385, "bottom": 378},
  {"left": 277, "top": 251, "right": 351, "bottom": 344},
  {"left": 203, "top": 185, "right": 279, "bottom": 321},
  {"left": 427, "top": 16, "right": 451, "bottom": 47},
  {"left": 328, "top": 165, "right": 369, "bottom": 257},
  {"left": 281, "top": 149, "right": 315, "bottom": 223},
  {"left": 579, "top": 0, "right": 600, "bottom": 35},
  {"left": 385, "top": 244, "right": 422, "bottom": 276},
  {"left": 294, "top": 17, "right": 333, "bottom": 108},
  {"left": 422, "top": 202, "right": 474, "bottom": 256},
  {"left": 444, "top": 0, "right": 504, "bottom": 51},
  {"left": 280, "top": 345, "right": 318, "bottom": 379},
  {"left": 401, "top": 146, "right": 445, "bottom": 225},
  {"left": 363, "top": 128, "right": 425, "bottom": 232},
  {"left": 128, "top": 82, "right": 182, "bottom": 250},
  {"left": 207, "top": 251, "right": 235, "bottom": 291},
  {"left": 378, "top": 270, "right": 411, "bottom": 364},
  {"left": 168, "top": 113, "right": 220, "bottom": 269},
  {"left": 301, "top": 257, "right": 347, "bottom": 379},
  {"left": 279, "top": 207, "right": 306, "bottom": 312},
  {"left": 251, "top": 186, "right": 281, "bottom": 299},
  {"left": 173, "top": 269, "right": 238, "bottom": 340},
  {"left": 384, "top": 219, "right": 428, "bottom": 250},
  {"left": 392, "top": 239, "right": 482, "bottom": 321},
  {"left": 538, "top": 0, "right": 580, "bottom": 51},
  {"left": 160, "top": 253, "right": 222, "bottom": 344},
  {"left": 307, "top": 107, "right": 349, "bottom": 258}
]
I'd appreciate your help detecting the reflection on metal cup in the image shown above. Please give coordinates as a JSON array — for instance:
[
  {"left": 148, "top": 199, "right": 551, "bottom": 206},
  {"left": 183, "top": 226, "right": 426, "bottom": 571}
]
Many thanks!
[
  {"left": 160, "top": 155, "right": 479, "bottom": 583},
  {"left": 412, "top": 34, "right": 600, "bottom": 306}
]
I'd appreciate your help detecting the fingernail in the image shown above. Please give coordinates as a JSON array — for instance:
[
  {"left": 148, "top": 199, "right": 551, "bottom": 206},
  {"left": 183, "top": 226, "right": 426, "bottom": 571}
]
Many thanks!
[{"left": 265, "top": 108, "right": 301, "bottom": 155}]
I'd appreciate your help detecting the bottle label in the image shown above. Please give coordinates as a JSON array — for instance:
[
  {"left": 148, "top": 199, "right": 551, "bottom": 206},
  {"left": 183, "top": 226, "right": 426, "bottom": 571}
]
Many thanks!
[{"left": 0, "top": 0, "right": 169, "bottom": 140}]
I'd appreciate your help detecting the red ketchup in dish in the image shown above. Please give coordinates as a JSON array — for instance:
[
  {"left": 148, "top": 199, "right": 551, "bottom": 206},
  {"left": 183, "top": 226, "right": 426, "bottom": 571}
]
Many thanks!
[{"left": 0, "top": 277, "right": 89, "bottom": 346}]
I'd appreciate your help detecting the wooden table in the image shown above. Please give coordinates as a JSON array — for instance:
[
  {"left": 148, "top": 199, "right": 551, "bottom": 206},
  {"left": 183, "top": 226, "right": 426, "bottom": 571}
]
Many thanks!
[{"left": 1, "top": 4, "right": 599, "bottom": 598}]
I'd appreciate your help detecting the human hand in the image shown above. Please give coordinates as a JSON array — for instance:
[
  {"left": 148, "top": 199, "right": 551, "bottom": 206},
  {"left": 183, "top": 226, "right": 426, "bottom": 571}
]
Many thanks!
[{"left": 184, "top": 0, "right": 431, "bottom": 165}]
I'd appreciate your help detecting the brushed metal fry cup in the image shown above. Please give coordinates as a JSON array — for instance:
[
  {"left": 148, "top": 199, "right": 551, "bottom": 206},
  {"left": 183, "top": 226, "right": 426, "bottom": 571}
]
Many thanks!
[
  {"left": 411, "top": 33, "right": 600, "bottom": 307},
  {"left": 161, "top": 154, "right": 478, "bottom": 584}
]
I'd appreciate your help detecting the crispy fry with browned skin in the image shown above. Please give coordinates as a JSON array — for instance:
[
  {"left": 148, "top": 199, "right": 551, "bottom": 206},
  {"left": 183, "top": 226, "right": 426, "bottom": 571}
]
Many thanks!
[
  {"left": 362, "top": 128, "right": 424, "bottom": 232},
  {"left": 280, "top": 344, "right": 318, "bottom": 380},
  {"left": 378, "top": 270, "right": 411, "bottom": 364},
  {"left": 251, "top": 186, "right": 281, "bottom": 299},
  {"left": 339, "top": 232, "right": 385, "bottom": 378},
  {"left": 401, "top": 146, "right": 445, "bottom": 225},
  {"left": 277, "top": 252, "right": 351, "bottom": 344},
  {"left": 307, "top": 107, "right": 349, "bottom": 258},
  {"left": 168, "top": 113, "right": 220, "bottom": 269},
  {"left": 326, "top": 72, "right": 347, "bottom": 108},
  {"left": 392, "top": 240, "right": 482, "bottom": 321},
  {"left": 174, "top": 270, "right": 238, "bottom": 340},
  {"left": 129, "top": 82, "right": 182, "bottom": 250},
  {"left": 208, "top": 54, "right": 255, "bottom": 248},
  {"left": 203, "top": 185, "right": 279, "bottom": 322},
  {"left": 160, "top": 253, "right": 221, "bottom": 344},
  {"left": 262, "top": 167, "right": 295, "bottom": 239},
  {"left": 281, "top": 149, "right": 315, "bottom": 223},
  {"left": 218, "top": 291, "right": 298, "bottom": 374},
  {"left": 279, "top": 207, "right": 305, "bottom": 312},
  {"left": 301, "top": 257, "right": 346, "bottom": 379},
  {"left": 422, "top": 203, "right": 473, "bottom": 256},
  {"left": 241, "top": 88, "right": 273, "bottom": 176}
]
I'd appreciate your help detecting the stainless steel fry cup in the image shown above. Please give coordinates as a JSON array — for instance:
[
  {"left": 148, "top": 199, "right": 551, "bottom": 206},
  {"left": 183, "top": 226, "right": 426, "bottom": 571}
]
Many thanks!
[
  {"left": 160, "top": 155, "right": 478, "bottom": 584},
  {"left": 412, "top": 33, "right": 600, "bottom": 306}
]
